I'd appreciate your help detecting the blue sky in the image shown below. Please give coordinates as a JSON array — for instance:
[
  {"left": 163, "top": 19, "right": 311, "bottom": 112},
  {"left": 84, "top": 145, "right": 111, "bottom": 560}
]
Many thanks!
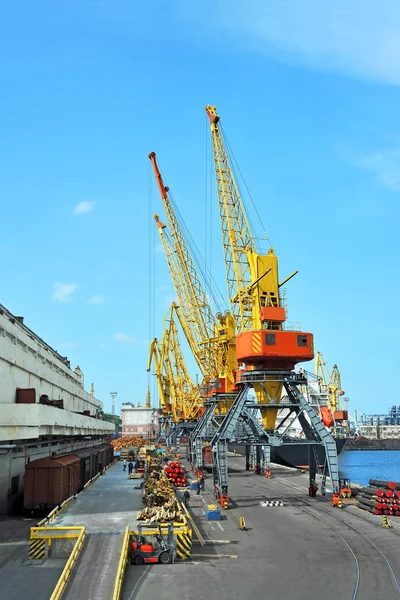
[{"left": 1, "top": 1, "right": 399, "bottom": 416}]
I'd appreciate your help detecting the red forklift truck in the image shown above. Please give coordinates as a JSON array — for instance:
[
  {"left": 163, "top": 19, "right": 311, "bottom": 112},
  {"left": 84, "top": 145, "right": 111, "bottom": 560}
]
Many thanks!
[{"left": 129, "top": 523, "right": 174, "bottom": 565}]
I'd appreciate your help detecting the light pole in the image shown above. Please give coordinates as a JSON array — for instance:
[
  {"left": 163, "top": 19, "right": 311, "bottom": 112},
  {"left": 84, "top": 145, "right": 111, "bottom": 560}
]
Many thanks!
[{"left": 110, "top": 392, "right": 118, "bottom": 416}]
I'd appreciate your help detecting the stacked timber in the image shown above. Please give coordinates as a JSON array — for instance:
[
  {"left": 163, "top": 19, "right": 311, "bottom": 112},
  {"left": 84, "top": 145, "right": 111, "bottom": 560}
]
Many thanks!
[
  {"left": 357, "top": 479, "right": 400, "bottom": 516},
  {"left": 137, "top": 457, "right": 184, "bottom": 524}
]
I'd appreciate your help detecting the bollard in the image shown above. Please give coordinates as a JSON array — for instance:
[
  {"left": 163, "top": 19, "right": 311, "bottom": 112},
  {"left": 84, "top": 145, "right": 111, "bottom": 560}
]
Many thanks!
[
  {"left": 382, "top": 515, "right": 392, "bottom": 528},
  {"left": 239, "top": 517, "right": 246, "bottom": 530}
]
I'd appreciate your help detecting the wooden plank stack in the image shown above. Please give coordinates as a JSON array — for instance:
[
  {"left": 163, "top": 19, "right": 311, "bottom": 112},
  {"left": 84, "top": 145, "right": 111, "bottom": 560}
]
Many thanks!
[{"left": 137, "top": 457, "right": 184, "bottom": 524}]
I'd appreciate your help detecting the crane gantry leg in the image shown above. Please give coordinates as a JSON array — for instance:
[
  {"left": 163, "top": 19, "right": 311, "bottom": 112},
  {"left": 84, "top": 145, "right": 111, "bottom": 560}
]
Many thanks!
[
  {"left": 189, "top": 401, "right": 219, "bottom": 469},
  {"left": 210, "top": 371, "right": 340, "bottom": 508}
]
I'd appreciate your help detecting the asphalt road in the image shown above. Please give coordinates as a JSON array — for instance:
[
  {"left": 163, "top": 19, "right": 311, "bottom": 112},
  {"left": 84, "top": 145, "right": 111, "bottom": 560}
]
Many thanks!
[
  {"left": 58, "top": 462, "right": 144, "bottom": 600},
  {"left": 0, "top": 513, "right": 64, "bottom": 599},
  {"left": 122, "top": 457, "right": 400, "bottom": 600}
]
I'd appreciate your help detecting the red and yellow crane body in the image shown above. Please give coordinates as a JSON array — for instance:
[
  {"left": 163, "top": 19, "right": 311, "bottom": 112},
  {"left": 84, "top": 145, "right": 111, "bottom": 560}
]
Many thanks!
[{"left": 206, "top": 104, "right": 314, "bottom": 429}]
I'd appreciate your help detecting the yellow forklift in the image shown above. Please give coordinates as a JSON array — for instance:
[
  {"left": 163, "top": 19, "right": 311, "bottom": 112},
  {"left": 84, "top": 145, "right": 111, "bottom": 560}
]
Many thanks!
[{"left": 339, "top": 478, "right": 352, "bottom": 499}]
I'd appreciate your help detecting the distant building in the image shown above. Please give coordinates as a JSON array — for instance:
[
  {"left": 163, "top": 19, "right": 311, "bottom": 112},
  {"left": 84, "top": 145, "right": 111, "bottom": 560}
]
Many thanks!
[
  {"left": 121, "top": 403, "right": 159, "bottom": 437},
  {"left": 360, "top": 424, "right": 400, "bottom": 439}
]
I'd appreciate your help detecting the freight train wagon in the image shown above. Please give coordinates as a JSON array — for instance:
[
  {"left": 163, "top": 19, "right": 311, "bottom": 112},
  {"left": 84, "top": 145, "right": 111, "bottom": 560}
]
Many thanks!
[{"left": 24, "top": 443, "right": 113, "bottom": 511}]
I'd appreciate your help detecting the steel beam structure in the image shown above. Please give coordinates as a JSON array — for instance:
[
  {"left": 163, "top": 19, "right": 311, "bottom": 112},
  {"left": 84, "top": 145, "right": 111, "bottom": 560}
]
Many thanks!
[{"left": 210, "top": 371, "right": 340, "bottom": 506}]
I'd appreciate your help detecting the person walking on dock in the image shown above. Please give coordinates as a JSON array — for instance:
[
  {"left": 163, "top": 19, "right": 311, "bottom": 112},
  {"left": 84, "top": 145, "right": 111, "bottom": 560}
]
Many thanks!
[
  {"left": 196, "top": 480, "right": 201, "bottom": 495},
  {"left": 183, "top": 490, "right": 190, "bottom": 507},
  {"left": 123, "top": 459, "right": 127, "bottom": 472},
  {"left": 128, "top": 461, "right": 134, "bottom": 475},
  {"left": 199, "top": 475, "right": 205, "bottom": 491}
]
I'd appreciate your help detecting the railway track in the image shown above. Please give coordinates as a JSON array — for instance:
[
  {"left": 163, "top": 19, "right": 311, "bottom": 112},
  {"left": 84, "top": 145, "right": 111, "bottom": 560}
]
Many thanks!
[{"left": 254, "top": 474, "right": 400, "bottom": 598}]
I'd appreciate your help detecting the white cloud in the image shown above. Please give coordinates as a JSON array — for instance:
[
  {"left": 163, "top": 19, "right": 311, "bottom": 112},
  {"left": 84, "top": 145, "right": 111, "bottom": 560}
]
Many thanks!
[
  {"left": 51, "top": 282, "right": 78, "bottom": 303},
  {"left": 73, "top": 201, "right": 96, "bottom": 215},
  {"left": 88, "top": 295, "right": 105, "bottom": 304},
  {"left": 356, "top": 142, "right": 400, "bottom": 190},
  {"left": 174, "top": 1, "right": 400, "bottom": 85},
  {"left": 113, "top": 332, "right": 136, "bottom": 344}
]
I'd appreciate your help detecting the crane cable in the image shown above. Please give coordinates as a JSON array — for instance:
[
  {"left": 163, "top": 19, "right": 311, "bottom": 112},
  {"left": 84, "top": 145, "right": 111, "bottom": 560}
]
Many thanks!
[
  {"left": 155, "top": 157, "right": 227, "bottom": 316},
  {"left": 148, "top": 161, "right": 156, "bottom": 406},
  {"left": 220, "top": 124, "right": 272, "bottom": 251}
]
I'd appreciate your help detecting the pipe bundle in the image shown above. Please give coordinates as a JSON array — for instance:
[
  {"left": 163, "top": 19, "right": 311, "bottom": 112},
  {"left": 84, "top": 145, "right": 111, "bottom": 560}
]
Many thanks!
[
  {"left": 357, "top": 479, "right": 400, "bottom": 516},
  {"left": 164, "top": 461, "right": 187, "bottom": 487}
]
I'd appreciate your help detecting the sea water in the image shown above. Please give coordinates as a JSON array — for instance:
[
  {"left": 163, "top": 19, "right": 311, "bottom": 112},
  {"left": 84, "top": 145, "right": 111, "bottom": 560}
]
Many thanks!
[{"left": 339, "top": 449, "right": 400, "bottom": 486}]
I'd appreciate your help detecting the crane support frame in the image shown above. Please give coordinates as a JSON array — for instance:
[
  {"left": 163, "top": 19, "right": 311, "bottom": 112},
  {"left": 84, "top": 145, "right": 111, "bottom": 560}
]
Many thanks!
[{"left": 210, "top": 372, "right": 339, "bottom": 507}]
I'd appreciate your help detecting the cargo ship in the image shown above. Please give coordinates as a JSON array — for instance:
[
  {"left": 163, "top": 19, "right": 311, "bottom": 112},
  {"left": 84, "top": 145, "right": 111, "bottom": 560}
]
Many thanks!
[
  {"left": 231, "top": 377, "right": 349, "bottom": 469},
  {"left": 230, "top": 436, "right": 347, "bottom": 469},
  {"left": 270, "top": 436, "right": 347, "bottom": 468}
]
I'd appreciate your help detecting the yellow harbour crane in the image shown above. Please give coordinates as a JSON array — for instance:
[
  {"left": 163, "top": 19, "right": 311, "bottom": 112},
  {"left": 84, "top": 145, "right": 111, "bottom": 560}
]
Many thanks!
[
  {"left": 147, "top": 303, "right": 203, "bottom": 423},
  {"left": 206, "top": 104, "right": 339, "bottom": 505},
  {"left": 315, "top": 351, "right": 345, "bottom": 414},
  {"left": 149, "top": 152, "right": 237, "bottom": 409},
  {"left": 206, "top": 104, "right": 312, "bottom": 430}
]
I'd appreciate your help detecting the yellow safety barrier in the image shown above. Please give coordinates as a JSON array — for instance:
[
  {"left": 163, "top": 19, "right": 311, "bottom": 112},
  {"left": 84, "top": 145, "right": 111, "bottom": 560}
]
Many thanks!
[
  {"left": 239, "top": 517, "right": 246, "bottom": 530},
  {"left": 28, "top": 537, "right": 46, "bottom": 560},
  {"left": 37, "top": 504, "right": 61, "bottom": 527},
  {"left": 112, "top": 526, "right": 131, "bottom": 600},
  {"left": 83, "top": 473, "right": 100, "bottom": 490},
  {"left": 31, "top": 526, "right": 86, "bottom": 540},
  {"left": 49, "top": 527, "right": 86, "bottom": 600},
  {"left": 176, "top": 528, "right": 192, "bottom": 560}
]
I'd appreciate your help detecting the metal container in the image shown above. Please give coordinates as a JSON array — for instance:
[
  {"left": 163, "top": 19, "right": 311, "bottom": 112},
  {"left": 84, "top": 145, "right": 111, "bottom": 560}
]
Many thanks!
[
  {"left": 16, "top": 388, "right": 36, "bottom": 403},
  {"left": 73, "top": 447, "right": 99, "bottom": 488},
  {"left": 24, "top": 454, "right": 80, "bottom": 510}
]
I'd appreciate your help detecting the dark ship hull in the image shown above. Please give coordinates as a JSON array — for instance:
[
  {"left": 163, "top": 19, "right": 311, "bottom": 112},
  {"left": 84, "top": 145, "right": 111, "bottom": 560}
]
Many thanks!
[{"left": 230, "top": 437, "right": 347, "bottom": 468}]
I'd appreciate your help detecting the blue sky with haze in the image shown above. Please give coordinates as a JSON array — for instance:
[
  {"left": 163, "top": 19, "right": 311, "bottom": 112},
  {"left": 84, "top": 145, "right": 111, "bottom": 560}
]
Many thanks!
[{"left": 1, "top": 1, "right": 399, "bottom": 416}]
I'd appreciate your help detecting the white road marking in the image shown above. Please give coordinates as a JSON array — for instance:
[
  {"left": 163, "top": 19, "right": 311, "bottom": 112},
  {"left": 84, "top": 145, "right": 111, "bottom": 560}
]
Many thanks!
[
  {"left": 217, "top": 522, "right": 224, "bottom": 531},
  {"left": 128, "top": 565, "right": 150, "bottom": 600},
  {"left": 0, "top": 541, "right": 29, "bottom": 546}
]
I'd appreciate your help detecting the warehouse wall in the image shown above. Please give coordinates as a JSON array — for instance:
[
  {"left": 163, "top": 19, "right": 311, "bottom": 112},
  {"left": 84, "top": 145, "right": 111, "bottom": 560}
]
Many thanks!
[
  {"left": 0, "top": 308, "right": 101, "bottom": 413},
  {"left": 0, "top": 437, "right": 108, "bottom": 514}
]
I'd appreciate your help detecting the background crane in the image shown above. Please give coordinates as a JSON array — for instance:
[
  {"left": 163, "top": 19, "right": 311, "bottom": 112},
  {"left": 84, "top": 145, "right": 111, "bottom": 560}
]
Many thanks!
[
  {"left": 147, "top": 303, "right": 202, "bottom": 428},
  {"left": 149, "top": 151, "right": 238, "bottom": 405},
  {"left": 315, "top": 351, "right": 345, "bottom": 413}
]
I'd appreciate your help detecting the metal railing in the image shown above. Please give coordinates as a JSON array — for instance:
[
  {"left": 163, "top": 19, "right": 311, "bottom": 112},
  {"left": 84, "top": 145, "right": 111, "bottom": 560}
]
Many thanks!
[
  {"left": 40, "top": 526, "right": 86, "bottom": 600},
  {"left": 112, "top": 526, "right": 130, "bottom": 600}
]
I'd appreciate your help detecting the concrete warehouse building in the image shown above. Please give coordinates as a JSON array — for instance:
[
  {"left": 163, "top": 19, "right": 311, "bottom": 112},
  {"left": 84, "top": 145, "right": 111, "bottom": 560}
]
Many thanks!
[
  {"left": 121, "top": 403, "right": 159, "bottom": 436},
  {"left": 0, "top": 303, "right": 114, "bottom": 514}
]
